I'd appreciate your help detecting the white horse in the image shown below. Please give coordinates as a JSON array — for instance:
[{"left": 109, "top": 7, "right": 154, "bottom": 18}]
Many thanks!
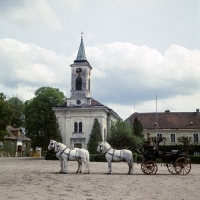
[
  {"left": 48, "top": 140, "right": 90, "bottom": 174},
  {"left": 97, "top": 141, "right": 133, "bottom": 174}
]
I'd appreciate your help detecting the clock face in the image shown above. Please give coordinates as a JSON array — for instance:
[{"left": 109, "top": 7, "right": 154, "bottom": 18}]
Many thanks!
[{"left": 76, "top": 68, "right": 82, "bottom": 74}]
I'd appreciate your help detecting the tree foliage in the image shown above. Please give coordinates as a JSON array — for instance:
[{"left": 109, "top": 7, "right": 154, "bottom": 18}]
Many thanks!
[
  {"left": 132, "top": 117, "right": 144, "bottom": 138},
  {"left": 25, "top": 87, "right": 66, "bottom": 151},
  {"left": 7, "top": 96, "right": 25, "bottom": 128},
  {"left": 108, "top": 120, "right": 143, "bottom": 152},
  {"left": 87, "top": 118, "right": 102, "bottom": 154},
  {"left": 0, "top": 93, "right": 13, "bottom": 141}
]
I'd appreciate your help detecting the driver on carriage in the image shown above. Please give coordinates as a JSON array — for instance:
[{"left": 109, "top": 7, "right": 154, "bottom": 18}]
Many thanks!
[{"left": 136, "top": 132, "right": 151, "bottom": 154}]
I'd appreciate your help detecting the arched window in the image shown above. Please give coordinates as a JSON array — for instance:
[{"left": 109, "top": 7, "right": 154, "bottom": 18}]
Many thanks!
[
  {"left": 79, "top": 122, "right": 82, "bottom": 132},
  {"left": 74, "top": 122, "right": 78, "bottom": 132},
  {"left": 76, "top": 77, "right": 82, "bottom": 90}
]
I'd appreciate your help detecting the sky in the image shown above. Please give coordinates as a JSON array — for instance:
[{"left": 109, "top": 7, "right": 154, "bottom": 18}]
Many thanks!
[{"left": 0, "top": 0, "right": 200, "bottom": 120}]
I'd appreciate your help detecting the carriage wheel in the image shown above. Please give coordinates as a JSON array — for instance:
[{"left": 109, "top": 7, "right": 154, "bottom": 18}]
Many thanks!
[
  {"left": 141, "top": 160, "right": 158, "bottom": 175},
  {"left": 166, "top": 162, "right": 177, "bottom": 174},
  {"left": 174, "top": 157, "right": 191, "bottom": 175}
]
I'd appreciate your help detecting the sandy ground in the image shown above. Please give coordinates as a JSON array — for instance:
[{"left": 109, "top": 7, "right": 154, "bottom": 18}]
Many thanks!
[{"left": 0, "top": 157, "right": 199, "bottom": 200}]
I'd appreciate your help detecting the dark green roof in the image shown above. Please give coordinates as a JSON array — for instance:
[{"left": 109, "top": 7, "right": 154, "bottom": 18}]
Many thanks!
[{"left": 74, "top": 36, "right": 88, "bottom": 63}]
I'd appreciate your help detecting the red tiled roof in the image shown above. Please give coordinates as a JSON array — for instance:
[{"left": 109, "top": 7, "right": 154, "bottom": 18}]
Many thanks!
[
  {"left": 5, "top": 125, "right": 31, "bottom": 141},
  {"left": 91, "top": 98, "right": 104, "bottom": 106},
  {"left": 127, "top": 111, "right": 200, "bottom": 130}
]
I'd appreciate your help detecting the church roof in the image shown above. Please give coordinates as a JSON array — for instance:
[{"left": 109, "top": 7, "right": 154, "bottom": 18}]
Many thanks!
[
  {"left": 53, "top": 98, "right": 121, "bottom": 119},
  {"left": 55, "top": 98, "right": 104, "bottom": 107},
  {"left": 74, "top": 35, "right": 88, "bottom": 63}
]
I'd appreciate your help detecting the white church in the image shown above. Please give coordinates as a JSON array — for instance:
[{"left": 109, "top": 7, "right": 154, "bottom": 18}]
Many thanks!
[{"left": 53, "top": 36, "right": 121, "bottom": 149}]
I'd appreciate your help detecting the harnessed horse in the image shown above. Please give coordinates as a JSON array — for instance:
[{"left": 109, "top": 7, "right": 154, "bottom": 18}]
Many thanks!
[
  {"left": 97, "top": 141, "right": 133, "bottom": 174},
  {"left": 48, "top": 140, "right": 90, "bottom": 174}
]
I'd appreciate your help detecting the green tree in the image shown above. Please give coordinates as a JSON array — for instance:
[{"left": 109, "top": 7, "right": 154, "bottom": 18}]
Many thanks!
[
  {"left": 132, "top": 117, "right": 144, "bottom": 138},
  {"left": 25, "top": 87, "right": 66, "bottom": 151},
  {"left": 108, "top": 120, "right": 143, "bottom": 152},
  {"left": 0, "top": 93, "right": 13, "bottom": 140},
  {"left": 87, "top": 118, "right": 102, "bottom": 154},
  {"left": 7, "top": 96, "right": 25, "bottom": 128}
]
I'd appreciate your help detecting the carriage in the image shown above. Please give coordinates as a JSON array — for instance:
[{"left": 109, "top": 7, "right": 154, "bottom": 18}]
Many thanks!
[{"left": 135, "top": 137, "right": 191, "bottom": 175}]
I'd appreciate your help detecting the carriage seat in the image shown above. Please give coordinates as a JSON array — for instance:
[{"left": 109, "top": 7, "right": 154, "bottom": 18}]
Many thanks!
[
  {"left": 158, "top": 151, "right": 164, "bottom": 155},
  {"left": 171, "top": 150, "right": 179, "bottom": 155}
]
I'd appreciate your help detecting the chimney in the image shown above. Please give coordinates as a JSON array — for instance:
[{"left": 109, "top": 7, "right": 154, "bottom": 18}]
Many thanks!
[{"left": 196, "top": 109, "right": 200, "bottom": 116}]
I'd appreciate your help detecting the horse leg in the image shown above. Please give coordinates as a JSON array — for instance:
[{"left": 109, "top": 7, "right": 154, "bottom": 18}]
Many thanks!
[
  {"left": 59, "top": 158, "right": 63, "bottom": 173},
  {"left": 76, "top": 160, "right": 82, "bottom": 173},
  {"left": 107, "top": 160, "right": 112, "bottom": 174},
  {"left": 63, "top": 158, "right": 67, "bottom": 173},
  {"left": 125, "top": 154, "right": 133, "bottom": 174},
  {"left": 128, "top": 161, "right": 133, "bottom": 174}
]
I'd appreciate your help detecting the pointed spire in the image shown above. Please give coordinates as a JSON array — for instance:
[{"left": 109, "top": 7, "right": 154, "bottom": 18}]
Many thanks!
[{"left": 74, "top": 32, "right": 88, "bottom": 63}]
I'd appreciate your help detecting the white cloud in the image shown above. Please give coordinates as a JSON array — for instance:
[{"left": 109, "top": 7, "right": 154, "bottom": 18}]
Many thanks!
[
  {"left": 0, "top": 38, "right": 70, "bottom": 99},
  {"left": 0, "top": 0, "right": 62, "bottom": 30},
  {"left": 85, "top": 42, "right": 200, "bottom": 118},
  {"left": 0, "top": 38, "right": 200, "bottom": 119}
]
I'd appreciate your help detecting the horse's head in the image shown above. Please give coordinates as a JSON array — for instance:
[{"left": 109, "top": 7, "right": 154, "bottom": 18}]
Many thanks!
[
  {"left": 48, "top": 140, "right": 59, "bottom": 152},
  {"left": 97, "top": 142, "right": 103, "bottom": 153}
]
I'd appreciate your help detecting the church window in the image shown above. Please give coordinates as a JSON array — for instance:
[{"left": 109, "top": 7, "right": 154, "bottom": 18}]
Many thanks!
[
  {"left": 76, "top": 77, "right": 82, "bottom": 90},
  {"left": 74, "top": 122, "right": 78, "bottom": 132},
  {"left": 74, "top": 122, "right": 82, "bottom": 133},
  {"left": 79, "top": 122, "right": 82, "bottom": 132}
]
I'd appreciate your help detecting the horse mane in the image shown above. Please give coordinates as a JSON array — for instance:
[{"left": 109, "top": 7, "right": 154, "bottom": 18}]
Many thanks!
[
  {"left": 102, "top": 141, "right": 111, "bottom": 151},
  {"left": 57, "top": 142, "right": 67, "bottom": 149}
]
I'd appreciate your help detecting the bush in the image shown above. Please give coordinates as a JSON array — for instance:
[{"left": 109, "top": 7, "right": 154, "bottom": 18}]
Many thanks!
[
  {"left": 45, "top": 150, "right": 59, "bottom": 160},
  {"left": 189, "top": 156, "right": 200, "bottom": 164},
  {"left": 90, "top": 154, "right": 106, "bottom": 162}
]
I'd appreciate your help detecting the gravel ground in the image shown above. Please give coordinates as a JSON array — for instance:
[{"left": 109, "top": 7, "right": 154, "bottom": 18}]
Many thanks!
[{"left": 0, "top": 157, "right": 199, "bottom": 200}]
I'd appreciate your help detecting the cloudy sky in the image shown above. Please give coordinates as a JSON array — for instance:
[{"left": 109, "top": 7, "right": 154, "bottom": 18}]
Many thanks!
[{"left": 0, "top": 0, "right": 200, "bottom": 120}]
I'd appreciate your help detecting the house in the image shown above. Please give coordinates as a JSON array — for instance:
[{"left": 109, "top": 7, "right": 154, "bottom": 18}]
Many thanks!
[
  {"left": 0, "top": 125, "right": 31, "bottom": 157},
  {"left": 127, "top": 109, "right": 200, "bottom": 145},
  {"left": 53, "top": 35, "right": 120, "bottom": 149}
]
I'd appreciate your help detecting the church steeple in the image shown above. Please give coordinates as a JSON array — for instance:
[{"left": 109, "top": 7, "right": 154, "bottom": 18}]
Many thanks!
[
  {"left": 74, "top": 33, "right": 88, "bottom": 63},
  {"left": 68, "top": 33, "right": 92, "bottom": 107}
]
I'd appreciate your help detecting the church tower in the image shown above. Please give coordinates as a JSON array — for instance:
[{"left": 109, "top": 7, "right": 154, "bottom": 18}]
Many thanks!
[
  {"left": 53, "top": 34, "right": 120, "bottom": 149},
  {"left": 67, "top": 34, "right": 92, "bottom": 107}
]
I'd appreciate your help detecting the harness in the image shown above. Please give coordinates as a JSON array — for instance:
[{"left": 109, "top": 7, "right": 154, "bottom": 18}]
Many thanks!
[
  {"left": 104, "top": 147, "right": 123, "bottom": 161},
  {"left": 62, "top": 148, "right": 79, "bottom": 160}
]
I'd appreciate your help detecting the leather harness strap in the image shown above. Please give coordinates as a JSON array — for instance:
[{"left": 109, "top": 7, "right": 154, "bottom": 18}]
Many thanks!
[{"left": 106, "top": 149, "right": 122, "bottom": 161}]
